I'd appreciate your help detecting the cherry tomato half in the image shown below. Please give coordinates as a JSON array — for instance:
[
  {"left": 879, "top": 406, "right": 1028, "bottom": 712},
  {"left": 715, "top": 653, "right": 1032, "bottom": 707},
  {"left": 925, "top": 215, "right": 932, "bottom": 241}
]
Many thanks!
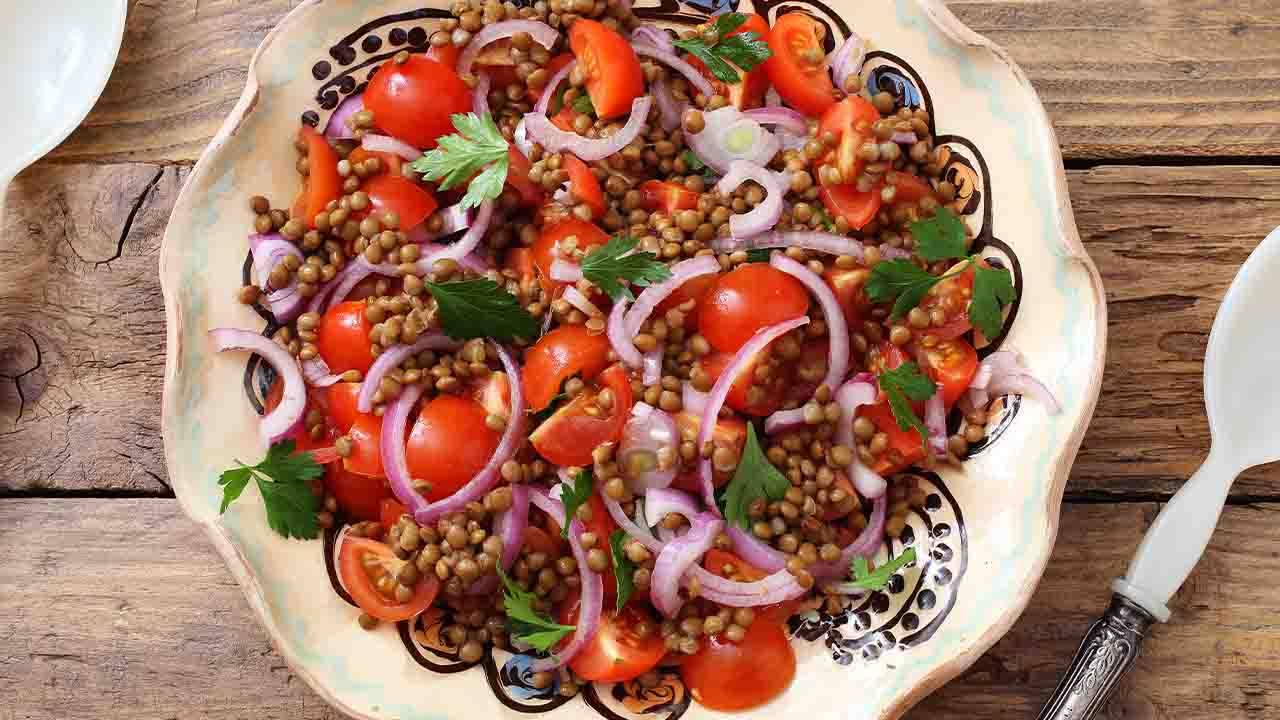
[
  {"left": 919, "top": 338, "right": 979, "bottom": 408},
  {"left": 569, "top": 19, "right": 645, "bottom": 120},
  {"left": 323, "top": 381, "right": 363, "bottom": 434},
  {"left": 563, "top": 154, "right": 606, "bottom": 219},
  {"left": 317, "top": 301, "right": 374, "bottom": 375},
  {"left": 560, "top": 593, "right": 665, "bottom": 683},
  {"left": 365, "top": 55, "right": 472, "bottom": 150},
  {"left": 522, "top": 324, "right": 612, "bottom": 412},
  {"left": 338, "top": 536, "right": 441, "bottom": 621},
  {"left": 343, "top": 413, "right": 385, "bottom": 478},
  {"left": 406, "top": 395, "right": 502, "bottom": 502},
  {"left": 530, "top": 364, "right": 633, "bottom": 467},
  {"left": 819, "top": 183, "right": 882, "bottom": 230},
  {"left": 698, "top": 263, "right": 810, "bottom": 353},
  {"left": 364, "top": 174, "right": 438, "bottom": 231},
  {"left": 681, "top": 617, "right": 797, "bottom": 711},
  {"left": 297, "top": 126, "right": 341, "bottom": 228},
  {"left": 693, "top": 351, "right": 786, "bottom": 417},
  {"left": 687, "top": 13, "right": 771, "bottom": 110},
  {"left": 326, "top": 463, "right": 390, "bottom": 522},
  {"left": 763, "top": 13, "right": 835, "bottom": 118},
  {"left": 639, "top": 180, "right": 700, "bottom": 215},
  {"left": 653, "top": 272, "right": 718, "bottom": 331},
  {"left": 823, "top": 264, "right": 872, "bottom": 328}
]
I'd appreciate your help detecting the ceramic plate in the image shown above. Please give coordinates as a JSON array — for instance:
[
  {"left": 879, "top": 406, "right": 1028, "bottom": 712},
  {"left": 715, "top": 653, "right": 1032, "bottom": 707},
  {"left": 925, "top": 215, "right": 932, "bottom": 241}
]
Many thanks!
[{"left": 160, "top": 1, "right": 1106, "bottom": 718}]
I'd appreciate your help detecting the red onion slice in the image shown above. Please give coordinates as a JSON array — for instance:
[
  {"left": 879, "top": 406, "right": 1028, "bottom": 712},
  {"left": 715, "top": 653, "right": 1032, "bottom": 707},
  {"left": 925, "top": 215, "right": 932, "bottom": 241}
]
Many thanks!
[
  {"left": 458, "top": 20, "right": 559, "bottom": 78},
  {"left": 249, "top": 233, "right": 307, "bottom": 323},
  {"left": 496, "top": 484, "right": 530, "bottom": 572},
  {"left": 381, "top": 381, "right": 431, "bottom": 517},
  {"left": 685, "top": 107, "right": 779, "bottom": 175},
  {"left": 698, "top": 317, "right": 809, "bottom": 510},
  {"left": 418, "top": 199, "right": 495, "bottom": 268},
  {"left": 968, "top": 350, "right": 1061, "bottom": 414},
  {"left": 763, "top": 407, "right": 806, "bottom": 436},
  {"left": 641, "top": 351, "right": 662, "bottom": 385},
  {"left": 524, "top": 96, "right": 653, "bottom": 161},
  {"left": 210, "top": 329, "right": 306, "bottom": 446},
  {"left": 414, "top": 344, "right": 525, "bottom": 524},
  {"left": 726, "top": 526, "right": 787, "bottom": 572},
  {"left": 631, "top": 42, "right": 715, "bottom": 99},
  {"left": 769, "top": 253, "right": 849, "bottom": 392},
  {"left": 363, "top": 133, "right": 422, "bottom": 162},
  {"left": 880, "top": 245, "right": 912, "bottom": 259},
  {"left": 561, "top": 286, "right": 601, "bottom": 317},
  {"left": 623, "top": 255, "right": 720, "bottom": 336},
  {"left": 529, "top": 486, "right": 567, "bottom": 528},
  {"left": 742, "top": 107, "right": 808, "bottom": 137},
  {"left": 766, "top": 87, "right": 782, "bottom": 107},
  {"left": 533, "top": 59, "right": 576, "bottom": 116},
  {"left": 713, "top": 230, "right": 865, "bottom": 258},
  {"left": 356, "top": 333, "right": 463, "bottom": 413},
  {"left": 693, "top": 575, "right": 808, "bottom": 606},
  {"left": 332, "top": 524, "right": 355, "bottom": 594},
  {"left": 925, "top": 388, "right": 948, "bottom": 458},
  {"left": 608, "top": 298, "right": 644, "bottom": 368},
  {"left": 630, "top": 24, "right": 674, "bottom": 54},
  {"left": 988, "top": 373, "right": 1061, "bottom": 414},
  {"left": 891, "top": 131, "right": 919, "bottom": 145},
  {"left": 512, "top": 117, "right": 534, "bottom": 158},
  {"left": 651, "top": 77, "right": 684, "bottom": 132},
  {"left": 716, "top": 160, "right": 785, "bottom": 239},
  {"left": 682, "top": 384, "right": 708, "bottom": 415},
  {"left": 828, "top": 31, "right": 866, "bottom": 93},
  {"left": 303, "top": 356, "right": 343, "bottom": 388},
  {"left": 472, "top": 71, "right": 492, "bottom": 118},
  {"left": 831, "top": 375, "right": 886, "bottom": 499},
  {"left": 643, "top": 487, "right": 698, "bottom": 526},
  {"left": 620, "top": 405, "right": 679, "bottom": 492},
  {"left": 808, "top": 494, "right": 888, "bottom": 579},
  {"left": 530, "top": 517, "right": 603, "bottom": 671},
  {"left": 550, "top": 258, "right": 584, "bottom": 283},
  {"left": 650, "top": 511, "right": 723, "bottom": 617},
  {"left": 602, "top": 493, "right": 661, "bottom": 552},
  {"left": 324, "top": 93, "right": 365, "bottom": 140}
]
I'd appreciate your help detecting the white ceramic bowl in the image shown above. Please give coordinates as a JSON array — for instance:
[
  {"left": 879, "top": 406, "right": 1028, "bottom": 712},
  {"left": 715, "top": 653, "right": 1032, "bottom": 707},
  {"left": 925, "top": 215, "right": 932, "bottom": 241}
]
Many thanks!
[{"left": 160, "top": 1, "right": 1107, "bottom": 718}]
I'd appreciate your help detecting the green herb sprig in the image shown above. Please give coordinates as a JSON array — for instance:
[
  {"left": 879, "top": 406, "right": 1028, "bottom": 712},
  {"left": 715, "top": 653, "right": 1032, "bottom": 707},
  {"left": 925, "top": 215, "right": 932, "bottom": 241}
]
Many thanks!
[
  {"left": 580, "top": 235, "right": 672, "bottom": 302},
  {"left": 218, "top": 440, "right": 324, "bottom": 540},
  {"left": 877, "top": 362, "right": 937, "bottom": 449},
  {"left": 498, "top": 566, "right": 577, "bottom": 651},
  {"left": 721, "top": 424, "right": 790, "bottom": 529},
  {"left": 410, "top": 112, "right": 509, "bottom": 210},
  {"left": 558, "top": 469, "right": 595, "bottom": 538},
  {"left": 609, "top": 530, "right": 636, "bottom": 612},
  {"left": 846, "top": 548, "right": 918, "bottom": 592},
  {"left": 672, "top": 13, "right": 772, "bottom": 84},
  {"left": 425, "top": 278, "right": 538, "bottom": 341}
]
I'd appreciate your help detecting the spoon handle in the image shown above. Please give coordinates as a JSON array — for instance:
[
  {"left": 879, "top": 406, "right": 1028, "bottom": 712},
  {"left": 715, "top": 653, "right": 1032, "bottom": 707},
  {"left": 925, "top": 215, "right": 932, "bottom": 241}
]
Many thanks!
[{"left": 1036, "top": 593, "right": 1156, "bottom": 720}]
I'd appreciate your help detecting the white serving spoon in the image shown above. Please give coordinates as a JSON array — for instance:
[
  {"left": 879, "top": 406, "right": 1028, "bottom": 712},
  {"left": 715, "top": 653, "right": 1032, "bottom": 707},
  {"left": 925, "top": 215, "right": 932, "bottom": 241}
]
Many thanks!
[
  {"left": 1039, "top": 223, "right": 1280, "bottom": 720},
  {"left": 0, "top": 0, "right": 128, "bottom": 213}
]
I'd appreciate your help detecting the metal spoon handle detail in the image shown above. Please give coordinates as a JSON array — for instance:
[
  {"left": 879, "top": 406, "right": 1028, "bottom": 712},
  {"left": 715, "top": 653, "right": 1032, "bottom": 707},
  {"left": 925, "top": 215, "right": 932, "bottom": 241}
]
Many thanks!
[{"left": 1036, "top": 594, "right": 1157, "bottom": 720}]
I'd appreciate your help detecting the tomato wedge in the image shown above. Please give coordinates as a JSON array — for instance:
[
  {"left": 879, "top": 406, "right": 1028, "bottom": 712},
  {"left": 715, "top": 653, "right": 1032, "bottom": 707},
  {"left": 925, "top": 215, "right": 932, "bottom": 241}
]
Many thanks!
[
  {"left": 317, "top": 301, "right": 375, "bottom": 375},
  {"left": 886, "top": 170, "right": 935, "bottom": 205},
  {"left": 363, "top": 174, "right": 438, "bottom": 231},
  {"left": 823, "top": 264, "right": 872, "bottom": 327},
  {"left": 530, "top": 364, "right": 633, "bottom": 466},
  {"left": 297, "top": 126, "right": 341, "bottom": 228},
  {"left": 919, "top": 338, "right": 979, "bottom": 408},
  {"left": 560, "top": 593, "right": 665, "bottom": 682},
  {"left": 693, "top": 351, "right": 786, "bottom": 417},
  {"left": 326, "top": 464, "right": 391, "bottom": 522},
  {"left": 819, "top": 183, "right": 882, "bottom": 230},
  {"left": 522, "top": 324, "right": 612, "bottom": 412},
  {"left": 859, "top": 401, "right": 926, "bottom": 476},
  {"left": 338, "top": 536, "right": 441, "bottom": 621},
  {"left": 639, "top": 180, "right": 700, "bottom": 215},
  {"left": 697, "top": 263, "right": 809, "bottom": 353},
  {"left": 342, "top": 413, "right": 386, "bottom": 479},
  {"left": 819, "top": 96, "right": 880, "bottom": 181},
  {"left": 569, "top": 19, "right": 644, "bottom": 120},
  {"left": 532, "top": 218, "right": 610, "bottom": 292},
  {"left": 681, "top": 618, "right": 796, "bottom": 711},
  {"left": 380, "top": 497, "right": 409, "bottom": 531},
  {"left": 323, "top": 381, "right": 363, "bottom": 433},
  {"left": 671, "top": 412, "right": 747, "bottom": 492},
  {"left": 763, "top": 13, "right": 835, "bottom": 117},
  {"left": 563, "top": 154, "right": 606, "bottom": 219},
  {"left": 347, "top": 146, "right": 403, "bottom": 177},
  {"left": 506, "top": 146, "right": 545, "bottom": 207},
  {"left": 365, "top": 55, "right": 472, "bottom": 150}
]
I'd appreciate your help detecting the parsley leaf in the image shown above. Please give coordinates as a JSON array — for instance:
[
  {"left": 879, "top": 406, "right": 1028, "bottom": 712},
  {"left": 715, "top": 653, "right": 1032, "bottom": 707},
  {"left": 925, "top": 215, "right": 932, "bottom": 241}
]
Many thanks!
[
  {"left": 609, "top": 529, "right": 636, "bottom": 612},
  {"left": 571, "top": 92, "right": 595, "bottom": 116},
  {"left": 217, "top": 440, "right": 324, "bottom": 540},
  {"left": 580, "top": 235, "right": 673, "bottom": 302},
  {"left": 865, "top": 259, "right": 944, "bottom": 320},
  {"left": 722, "top": 424, "right": 790, "bottom": 529},
  {"left": 558, "top": 469, "right": 595, "bottom": 538},
  {"left": 425, "top": 278, "right": 538, "bottom": 341},
  {"left": 848, "top": 547, "right": 917, "bottom": 591},
  {"left": 970, "top": 262, "right": 1015, "bottom": 339},
  {"left": 744, "top": 247, "right": 779, "bottom": 263},
  {"left": 672, "top": 13, "right": 772, "bottom": 84},
  {"left": 409, "top": 112, "right": 509, "bottom": 210},
  {"left": 878, "top": 362, "right": 937, "bottom": 451},
  {"left": 682, "top": 149, "right": 706, "bottom": 172},
  {"left": 497, "top": 566, "right": 576, "bottom": 652},
  {"left": 910, "top": 207, "right": 968, "bottom": 261}
]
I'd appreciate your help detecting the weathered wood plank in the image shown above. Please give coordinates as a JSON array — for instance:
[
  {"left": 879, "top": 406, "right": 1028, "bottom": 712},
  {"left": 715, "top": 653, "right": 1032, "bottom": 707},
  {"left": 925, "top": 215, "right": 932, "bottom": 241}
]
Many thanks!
[
  {"left": 0, "top": 164, "right": 185, "bottom": 495},
  {"left": 3, "top": 499, "right": 1276, "bottom": 719},
  {"left": 2, "top": 163, "right": 1278, "bottom": 495},
  {"left": 43, "top": 0, "right": 1280, "bottom": 165}
]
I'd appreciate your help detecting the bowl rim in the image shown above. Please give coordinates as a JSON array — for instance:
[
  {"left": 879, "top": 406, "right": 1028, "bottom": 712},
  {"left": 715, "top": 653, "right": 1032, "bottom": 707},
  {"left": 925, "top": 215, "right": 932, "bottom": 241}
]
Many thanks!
[{"left": 159, "top": 1, "right": 1107, "bottom": 718}]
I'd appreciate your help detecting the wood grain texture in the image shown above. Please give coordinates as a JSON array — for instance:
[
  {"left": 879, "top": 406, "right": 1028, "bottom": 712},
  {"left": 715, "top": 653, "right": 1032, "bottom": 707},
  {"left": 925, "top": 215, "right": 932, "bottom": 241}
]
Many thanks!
[
  {"left": 43, "top": 0, "right": 1280, "bottom": 164},
  {"left": 0, "top": 164, "right": 186, "bottom": 495},
  {"left": 3, "top": 163, "right": 1276, "bottom": 496},
  {"left": 3, "top": 499, "right": 1276, "bottom": 719}
]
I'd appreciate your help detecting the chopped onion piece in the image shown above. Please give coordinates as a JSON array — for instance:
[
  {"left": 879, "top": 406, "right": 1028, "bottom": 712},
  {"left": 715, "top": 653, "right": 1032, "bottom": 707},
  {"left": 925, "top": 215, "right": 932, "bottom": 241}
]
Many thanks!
[
  {"left": 362, "top": 133, "right": 421, "bottom": 162},
  {"left": 561, "top": 286, "right": 602, "bottom": 317},
  {"left": 763, "top": 407, "right": 806, "bottom": 436},
  {"left": 533, "top": 59, "right": 577, "bottom": 116},
  {"left": 417, "top": 200, "right": 495, "bottom": 269},
  {"left": 608, "top": 297, "right": 644, "bottom": 368},
  {"left": 512, "top": 117, "right": 534, "bottom": 158},
  {"left": 652, "top": 77, "right": 685, "bottom": 132},
  {"left": 210, "top": 329, "right": 306, "bottom": 446},
  {"left": 550, "top": 258, "right": 584, "bottom": 283},
  {"left": 529, "top": 486, "right": 567, "bottom": 528},
  {"left": 357, "top": 333, "right": 463, "bottom": 413},
  {"left": 249, "top": 233, "right": 306, "bottom": 323},
  {"left": 631, "top": 24, "right": 674, "bottom": 54},
  {"left": 686, "top": 107, "right": 779, "bottom": 175},
  {"left": 682, "top": 384, "right": 708, "bottom": 415},
  {"left": 698, "top": 317, "right": 809, "bottom": 510},
  {"left": 624, "top": 255, "right": 721, "bottom": 336},
  {"left": 644, "top": 487, "right": 698, "bottom": 526},
  {"left": 642, "top": 351, "right": 662, "bottom": 385},
  {"left": 381, "top": 381, "right": 431, "bottom": 518},
  {"left": 620, "top": 406, "right": 679, "bottom": 492},
  {"left": 726, "top": 526, "right": 787, "bottom": 573},
  {"left": 324, "top": 93, "right": 364, "bottom": 140},
  {"left": 742, "top": 107, "right": 808, "bottom": 137},
  {"left": 458, "top": 20, "right": 558, "bottom": 78},
  {"left": 832, "top": 375, "right": 885, "bottom": 499},
  {"left": 891, "top": 131, "right": 919, "bottom": 145},
  {"left": 302, "top": 356, "right": 343, "bottom": 388},
  {"left": 925, "top": 388, "right": 948, "bottom": 458},
  {"left": 524, "top": 96, "right": 653, "bottom": 161},
  {"left": 414, "top": 345, "right": 524, "bottom": 523},
  {"left": 968, "top": 349, "right": 1061, "bottom": 415},
  {"left": 472, "top": 71, "right": 491, "bottom": 118},
  {"left": 716, "top": 160, "right": 785, "bottom": 238},
  {"left": 769, "top": 253, "right": 848, "bottom": 392},
  {"left": 651, "top": 512, "right": 723, "bottom": 617},
  {"left": 828, "top": 31, "right": 866, "bottom": 93}
]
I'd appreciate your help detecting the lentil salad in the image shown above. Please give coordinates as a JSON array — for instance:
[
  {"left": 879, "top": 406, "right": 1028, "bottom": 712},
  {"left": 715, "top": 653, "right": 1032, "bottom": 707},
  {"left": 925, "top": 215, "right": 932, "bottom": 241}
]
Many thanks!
[{"left": 210, "top": 4, "right": 1060, "bottom": 711}]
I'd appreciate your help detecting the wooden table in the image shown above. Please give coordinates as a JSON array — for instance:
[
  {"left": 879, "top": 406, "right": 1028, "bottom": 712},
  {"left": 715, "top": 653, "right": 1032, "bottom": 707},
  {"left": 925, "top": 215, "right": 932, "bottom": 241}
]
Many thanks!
[{"left": 2, "top": 1, "right": 1278, "bottom": 718}]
